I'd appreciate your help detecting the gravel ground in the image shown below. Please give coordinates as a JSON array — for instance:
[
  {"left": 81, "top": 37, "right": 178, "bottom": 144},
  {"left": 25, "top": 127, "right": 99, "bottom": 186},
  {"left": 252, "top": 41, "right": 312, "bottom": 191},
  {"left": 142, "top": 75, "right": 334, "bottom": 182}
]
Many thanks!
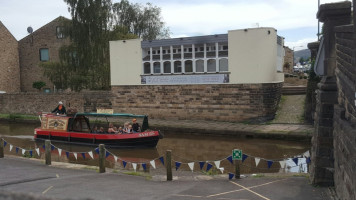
[{"left": 272, "top": 95, "right": 306, "bottom": 124}]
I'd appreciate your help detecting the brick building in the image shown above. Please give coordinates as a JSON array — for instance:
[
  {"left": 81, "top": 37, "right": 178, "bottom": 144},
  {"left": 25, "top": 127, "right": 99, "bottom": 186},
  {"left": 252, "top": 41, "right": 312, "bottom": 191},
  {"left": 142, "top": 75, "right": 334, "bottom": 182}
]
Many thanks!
[
  {"left": 19, "top": 16, "right": 70, "bottom": 92},
  {"left": 0, "top": 21, "right": 20, "bottom": 93}
]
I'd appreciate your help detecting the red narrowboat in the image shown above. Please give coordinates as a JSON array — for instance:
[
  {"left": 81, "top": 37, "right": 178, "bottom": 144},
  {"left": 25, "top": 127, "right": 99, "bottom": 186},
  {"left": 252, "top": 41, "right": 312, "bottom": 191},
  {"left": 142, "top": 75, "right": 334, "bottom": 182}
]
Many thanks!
[{"left": 34, "top": 112, "right": 163, "bottom": 148}]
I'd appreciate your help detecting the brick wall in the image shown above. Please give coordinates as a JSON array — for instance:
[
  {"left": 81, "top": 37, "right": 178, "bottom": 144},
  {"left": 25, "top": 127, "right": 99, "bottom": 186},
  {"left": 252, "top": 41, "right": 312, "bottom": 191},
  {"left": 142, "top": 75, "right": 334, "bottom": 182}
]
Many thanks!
[
  {"left": 0, "top": 21, "right": 20, "bottom": 92},
  {"left": 111, "top": 83, "right": 282, "bottom": 122},
  {"left": 333, "top": 24, "right": 356, "bottom": 200},
  {"left": 19, "top": 17, "right": 70, "bottom": 92},
  {"left": 0, "top": 91, "right": 112, "bottom": 115},
  {"left": 283, "top": 47, "right": 293, "bottom": 74}
]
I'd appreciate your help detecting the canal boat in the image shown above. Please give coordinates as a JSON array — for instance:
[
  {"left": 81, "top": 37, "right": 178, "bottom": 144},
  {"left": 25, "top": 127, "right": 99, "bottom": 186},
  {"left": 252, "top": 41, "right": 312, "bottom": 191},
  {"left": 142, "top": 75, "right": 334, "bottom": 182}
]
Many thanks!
[{"left": 34, "top": 112, "right": 163, "bottom": 148}]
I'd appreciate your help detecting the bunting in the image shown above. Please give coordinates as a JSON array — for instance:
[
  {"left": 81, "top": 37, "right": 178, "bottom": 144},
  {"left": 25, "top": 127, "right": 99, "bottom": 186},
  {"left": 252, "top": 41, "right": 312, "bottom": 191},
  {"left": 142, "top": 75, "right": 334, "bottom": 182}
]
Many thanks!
[
  {"left": 303, "top": 151, "right": 310, "bottom": 158},
  {"left": 4, "top": 141, "right": 7, "bottom": 147},
  {"left": 132, "top": 163, "right": 137, "bottom": 172},
  {"left": 105, "top": 151, "right": 110, "bottom": 158},
  {"left": 199, "top": 161, "right": 205, "bottom": 170},
  {"left": 242, "top": 154, "right": 248, "bottom": 163},
  {"left": 16, "top": 147, "right": 19, "bottom": 154},
  {"left": 228, "top": 173, "right": 234, "bottom": 180},
  {"left": 35, "top": 148, "right": 40, "bottom": 156},
  {"left": 188, "top": 162, "right": 194, "bottom": 172},
  {"left": 95, "top": 148, "right": 99, "bottom": 154},
  {"left": 9, "top": 144, "right": 13, "bottom": 152},
  {"left": 206, "top": 163, "right": 213, "bottom": 171},
  {"left": 142, "top": 163, "right": 147, "bottom": 171},
  {"left": 22, "top": 149, "right": 25, "bottom": 155},
  {"left": 66, "top": 152, "right": 69, "bottom": 158},
  {"left": 227, "top": 156, "right": 233, "bottom": 164},
  {"left": 88, "top": 151, "right": 94, "bottom": 159},
  {"left": 255, "top": 157, "right": 261, "bottom": 167},
  {"left": 214, "top": 161, "right": 220, "bottom": 169},
  {"left": 58, "top": 149, "right": 62, "bottom": 157},
  {"left": 159, "top": 157, "right": 165, "bottom": 165},
  {"left": 292, "top": 157, "right": 299, "bottom": 166},
  {"left": 175, "top": 162, "right": 181, "bottom": 171},
  {"left": 150, "top": 160, "right": 156, "bottom": 169},
  {"left": 81, "top": 153, "right": 86, "bottom": 159},
  {"left": 51, "top": 145, "right": 55, "bottom": 151},
  {"left": 306, "top": 157, "right": 311, "bottom": 164},
  {"left": 123, "top": 161, "right": 127, "bottom": 168},
  {"left": 279, "top": 160, "right": 286, "bottom": 168},
  {"left": 267, "top": 160, "right": 273, "bottom": 169},
  {"left": 114, "top": 155, "right": 118, "bottom": 162},
  {"left": 73, "top": 152, "right": 78, "bottom": 160},
  {"left": 218, "top": 167, "right": 224, "bottom": 174},
  {"left": 29, "top": 150, "right": 33, "bottom": 157}
]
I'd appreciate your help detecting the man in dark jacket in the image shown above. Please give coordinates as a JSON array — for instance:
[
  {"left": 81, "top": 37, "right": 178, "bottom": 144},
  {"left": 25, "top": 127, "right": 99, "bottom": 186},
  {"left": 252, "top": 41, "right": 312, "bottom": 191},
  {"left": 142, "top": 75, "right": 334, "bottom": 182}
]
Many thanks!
[
  {"left": 132, "top": 118, "right": 141, "bottom": 133},
  {"left": 52, "top": 101, "right": 66, "bottom": 114}
]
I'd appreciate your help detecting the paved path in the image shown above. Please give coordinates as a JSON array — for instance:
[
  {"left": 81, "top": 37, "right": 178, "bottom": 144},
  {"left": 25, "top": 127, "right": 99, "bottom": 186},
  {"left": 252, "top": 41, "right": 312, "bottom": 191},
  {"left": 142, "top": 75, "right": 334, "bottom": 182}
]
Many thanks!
[
  {"left": 273, "top": 95, "right": 306, "bottom": 124},
  {"left": 0, "top": 156, "right": 331, "bottom": 200}
]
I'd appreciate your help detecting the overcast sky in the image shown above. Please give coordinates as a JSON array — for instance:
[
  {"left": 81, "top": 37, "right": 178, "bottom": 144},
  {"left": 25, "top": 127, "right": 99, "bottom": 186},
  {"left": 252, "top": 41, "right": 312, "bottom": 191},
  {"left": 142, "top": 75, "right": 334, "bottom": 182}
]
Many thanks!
[{"left": 0, "top": 0, "right": 348, "bottom": 51}]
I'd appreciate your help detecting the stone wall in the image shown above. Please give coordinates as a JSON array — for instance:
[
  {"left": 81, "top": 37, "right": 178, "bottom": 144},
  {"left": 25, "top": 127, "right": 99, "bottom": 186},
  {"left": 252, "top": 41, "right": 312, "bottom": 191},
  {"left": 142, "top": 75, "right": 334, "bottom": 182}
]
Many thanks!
[
  {"left": 0, "top": 91, "right": 112, "bottom": 115},
  {"left": 111, "top": 83, "right": 283, "bottom": 122},
  {"left": 19, "top": 17, "right": 70, "bottom": 92},
  {"left": 0, "top": 21, "right": 20, "bottom": 93},
  {"left": 333, "top": 24, "right": 356, "bottom": 200},
  {"left": 283, "top": 46, "right": 293, "bottom": 74}
]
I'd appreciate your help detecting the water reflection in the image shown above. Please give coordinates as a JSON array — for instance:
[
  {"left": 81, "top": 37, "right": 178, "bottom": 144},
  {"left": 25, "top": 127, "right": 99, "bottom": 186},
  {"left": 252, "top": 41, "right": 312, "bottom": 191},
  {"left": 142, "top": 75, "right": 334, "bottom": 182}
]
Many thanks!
[{"left": 0, "top": 122, "right": 310, "bottom": 174}]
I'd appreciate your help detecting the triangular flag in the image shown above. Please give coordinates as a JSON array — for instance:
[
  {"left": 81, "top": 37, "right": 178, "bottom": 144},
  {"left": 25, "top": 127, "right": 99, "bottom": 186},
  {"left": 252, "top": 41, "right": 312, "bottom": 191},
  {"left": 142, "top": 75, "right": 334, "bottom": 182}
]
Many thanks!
[
  {"left": 58, "top": 149, "right": 62, "bottom": 157},
  {"left": 199, "top": 161, "right": 205, "bottom": 170},
  {"left": 188, "top": 162, "right": 194, "bottom": 171},
  {"left": 29, "top": 150, "right": 33, "bottom": 157},
  {"left": 114, "top": 156, "right": 118, "bottom": 162},
  {"left": 279, "top": 160, "right": 286, "bottom": 168},
  {"left": 65, "top": 152, "right": 69, "bottom": 158},
  {"left": 175, "top": 162, "right": 181, "bottom": 171},
  {"left": 42, "top": 145, "right": 45, "bottom": 150},
  {"left": 303, "top": 150, "right": 310, "bottom": 158},
  {"left": 227, "top": 156, "right": 233, "bottom": 164},
  {"left": 105, "top": 151, "right": 110, "bottom": 158},
  {"left": 123, "top": 161, "right": 127, "bottom": 168},
  {"left": 73, "top": 153, "right": 78, "bottom": 160},
  {"left": 95, "top": 148, "right": 99, "bottom": 154},
  {"left": 228, "top": 173, "right": 234, "bottom": 180},
  {"left": 9, "top": 144, "right": 13, "bottom": 152},
  {"left": 255, "top": 158, "right": 261, "bottom": 167},
  {"left": 219, "top": 167, "right": 224, "bottom": 174},
  {"left": 267, "top": 160, "right": 273, "bottom": 169},
  {"left": 81, "top": 153, "right": 86, "bottom": 159},
  {"left": 22, "top": 149, "right": 25, "bottom": 155},
  {"left": 242, "top": 154, "right": 248, "bottom": 163},
  {"left": 16, "top": 147, "right": 19, "bottom": 154},
  {"left": 292, "top": 157, "right": 299, "bottom": 166},
  {"left": 159, "top": 157, "right": 164, "bottom": 165},
  {"left": 35, "top": 148, "right": 40, "bottom": 156},
  {"left": 306, "top": 157, "right": 311, "bottom": 164},
  {"left": 150, "top": 160, "right": 156, "bottom": 169},
  {"left": 51, "top": 145, "right": 55, "bottom": 151},
  {"left": 206, "top": 163, "right": 213, "bottom": 171},
  {"left": 132, "top": 163, "right": 137, "bottom": 172},
  {"left": 142, "top": 163, "right": 147, "bottom": 171},
  {"left": 214, "top": 161, "right": 220, "bottom": 169},
  {"left": 4, "top": 141, "right": 7, "bottom": 147},
  {"left": 88, "top": 151, "right": 94, "bottom": 159}
]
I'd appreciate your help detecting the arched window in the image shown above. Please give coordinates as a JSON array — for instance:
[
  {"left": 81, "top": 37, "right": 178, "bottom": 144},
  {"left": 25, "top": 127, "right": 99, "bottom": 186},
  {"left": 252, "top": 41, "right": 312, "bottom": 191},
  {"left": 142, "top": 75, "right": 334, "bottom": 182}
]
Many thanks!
[
  {"left": 143, "top": 62, "right": 150, "bottom": 74},
  {"left": 164, "top": 61, "right": 171, "bottom": 73},
  {"left": 153, "top": 62, "right": 161, "bottom": 74},
  {"left": 174, "top": 61, "right": 182, "bottom": 73},
  {"left": 207, "top": 59, "right": 216, "bottom": 72},
  {"left": 196, "top": 60, "right": 204, "bottom": 72},
  {"left": 185, "top": 60, "right": 193, "bottom": 73},
  {"left": 219, "top": 58, "right": 228, "bottom": 72}
]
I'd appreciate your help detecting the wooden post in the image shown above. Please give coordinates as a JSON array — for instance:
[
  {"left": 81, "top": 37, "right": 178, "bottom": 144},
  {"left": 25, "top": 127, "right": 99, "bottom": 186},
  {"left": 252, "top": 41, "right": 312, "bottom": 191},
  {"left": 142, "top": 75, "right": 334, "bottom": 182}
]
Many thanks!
[
  {"left": 166, "top": 150, "right": 172, "bottom": 181},
  {"left": 99, "top": 144, "right": 105, "bottom": 173},
  {"left": 0, "top": 139, "right": 4, "bottom": 158},
  {"left": 45, "top": 140, "right": 51, "bottom": 165},
  {"left": 234, "top": 160, "right": 240, "bottom": 179}
]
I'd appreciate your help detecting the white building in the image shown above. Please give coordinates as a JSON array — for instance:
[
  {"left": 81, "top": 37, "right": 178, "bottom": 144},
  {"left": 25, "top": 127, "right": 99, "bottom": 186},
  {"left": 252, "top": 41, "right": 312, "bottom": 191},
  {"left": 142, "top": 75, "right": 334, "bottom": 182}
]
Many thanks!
[{"left": 110, "top": 27, "right": 284, "bottom": 86}]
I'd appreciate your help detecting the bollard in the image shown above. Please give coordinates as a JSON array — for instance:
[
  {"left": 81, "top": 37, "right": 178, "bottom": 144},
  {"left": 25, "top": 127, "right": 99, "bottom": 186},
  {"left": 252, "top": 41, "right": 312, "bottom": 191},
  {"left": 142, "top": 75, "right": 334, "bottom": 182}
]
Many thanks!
[
  {"left": 45, "top": 140, "right": 51, "bottom": 165},
  {"left": 0, "top": 139, "right": 4, "bottom": 158},
  {"left": 99, "top": 144, "right": 105, "bottom": 173},
  {"left": 234, "top": 160, "right": 240, "bottom": 179},
  {"left": 166, "top": 150, "right": 172, "bottom": 181}
]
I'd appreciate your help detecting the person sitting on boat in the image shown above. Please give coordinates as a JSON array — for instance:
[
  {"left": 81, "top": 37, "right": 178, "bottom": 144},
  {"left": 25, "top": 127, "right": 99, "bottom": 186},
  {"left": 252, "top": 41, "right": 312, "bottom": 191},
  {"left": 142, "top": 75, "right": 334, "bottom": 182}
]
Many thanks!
[
  {"left": 92, "top": 126, "right": 98, "bottom": 133},
  {"left": 132, "top": 118, "right": 141, "bottom": 133},
  {"left": 52, "top": 101, "right": 66, "bottom": 115},
  {"left": 99, "top": 127, "right": 105, "bottom": 133},
  {"left": 108, "top": 123, "right": 116, "bottom": 134},
  {"left": 126, "top": 125, "right": 133, "bottom": 134},
  {"left": 123, "top": 121, "right": 130, "bottom": 134},
  {"left": 118, "top": 127, "right": 124, "bottom": 134}
]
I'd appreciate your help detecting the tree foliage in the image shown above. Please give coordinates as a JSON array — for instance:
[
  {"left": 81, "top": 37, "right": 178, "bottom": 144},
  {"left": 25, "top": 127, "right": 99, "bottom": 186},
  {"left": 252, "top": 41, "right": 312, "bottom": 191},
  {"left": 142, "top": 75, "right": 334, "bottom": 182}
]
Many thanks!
[
  {"left": 32, "top": 81, "right": 46, "bottom": 91},
  {"left": 41, "top": 0, "right": 170, "bottom": 91}
]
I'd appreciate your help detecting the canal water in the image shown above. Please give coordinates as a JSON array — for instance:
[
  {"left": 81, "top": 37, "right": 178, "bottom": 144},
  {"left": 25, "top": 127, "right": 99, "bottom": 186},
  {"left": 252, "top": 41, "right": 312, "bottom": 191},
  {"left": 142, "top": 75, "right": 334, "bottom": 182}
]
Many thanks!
[{"left": 0, "top": 122, "right": 310, "bottom": 174}]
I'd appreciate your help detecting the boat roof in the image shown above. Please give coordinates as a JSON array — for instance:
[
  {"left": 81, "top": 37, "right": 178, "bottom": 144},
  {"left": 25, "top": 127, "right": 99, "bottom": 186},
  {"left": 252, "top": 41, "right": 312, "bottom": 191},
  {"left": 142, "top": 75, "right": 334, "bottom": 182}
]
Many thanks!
[{"left": 75, "top": 112, "right": 147, "bottom": 118}]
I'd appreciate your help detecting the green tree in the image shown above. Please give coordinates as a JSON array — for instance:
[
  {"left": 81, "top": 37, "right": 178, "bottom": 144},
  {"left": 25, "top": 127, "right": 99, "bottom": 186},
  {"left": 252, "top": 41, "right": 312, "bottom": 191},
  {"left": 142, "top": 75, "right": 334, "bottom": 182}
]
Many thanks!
[{"left": 32, "top": 81, "right": 46, "bottom": 91}]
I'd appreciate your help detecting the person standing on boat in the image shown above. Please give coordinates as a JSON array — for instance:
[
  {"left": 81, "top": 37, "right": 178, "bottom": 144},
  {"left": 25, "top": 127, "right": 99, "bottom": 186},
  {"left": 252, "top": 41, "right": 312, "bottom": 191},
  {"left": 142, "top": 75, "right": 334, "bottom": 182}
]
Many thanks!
[
  {"left": 132, "top": 118, "right": 141, "bottom": 133},
  {"left": 52, "top": 101, "right": 66, "bottom": 115}
]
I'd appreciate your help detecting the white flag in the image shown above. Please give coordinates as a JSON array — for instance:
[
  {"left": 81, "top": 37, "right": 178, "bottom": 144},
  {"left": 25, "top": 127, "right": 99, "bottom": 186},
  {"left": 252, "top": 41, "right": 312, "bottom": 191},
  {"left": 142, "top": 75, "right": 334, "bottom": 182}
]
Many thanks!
[
  {"left": 132, "top": 163, "right": 137, "bottom": 172},
  {"left": 9, "top": 145, "right": 13, "bottom": 152},
  {"left": 188, "top": 162, "right": 194, "bottom": 172},
  {"left": 303, "top": 150, "right": 310, "bottom": 158},
  {"left": 58, "top": 149, "right": 62, "bottom": 157},
  {"left": 88, "top": 151, "right": 94, "bottom": 159},
  {"left": 36, "top": 148, "right": 40, "bottom": 156},
  {"left": 150, "top": 160, "right": 156, "bottom": 169},
  {"left": 73, "top": 152, "right": 77, "bottom": 160},
  {"left": 279, "top": 160, "right": 286, "bottom": 168},
  {"left": 218, "top": 167, "right": 224, "bottom": 174},
  {"left": 114, "top": 156, "right": 118, "bottom": 162},
  {"left": 214, "top": 161, "right": 220, "bottom": 169},
  {"left": 255, "top": 158, "right": 261, "bottom": 167},
  {"left": 22, "top": 149, "right": 26, "bottom": 155}
]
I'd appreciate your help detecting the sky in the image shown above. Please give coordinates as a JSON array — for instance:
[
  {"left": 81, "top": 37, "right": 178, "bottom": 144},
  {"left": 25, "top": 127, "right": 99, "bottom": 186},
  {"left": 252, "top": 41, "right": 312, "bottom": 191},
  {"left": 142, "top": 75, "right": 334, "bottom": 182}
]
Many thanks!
[{"left": 0, "top": 0, "right": 349, "bottom": 51}]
